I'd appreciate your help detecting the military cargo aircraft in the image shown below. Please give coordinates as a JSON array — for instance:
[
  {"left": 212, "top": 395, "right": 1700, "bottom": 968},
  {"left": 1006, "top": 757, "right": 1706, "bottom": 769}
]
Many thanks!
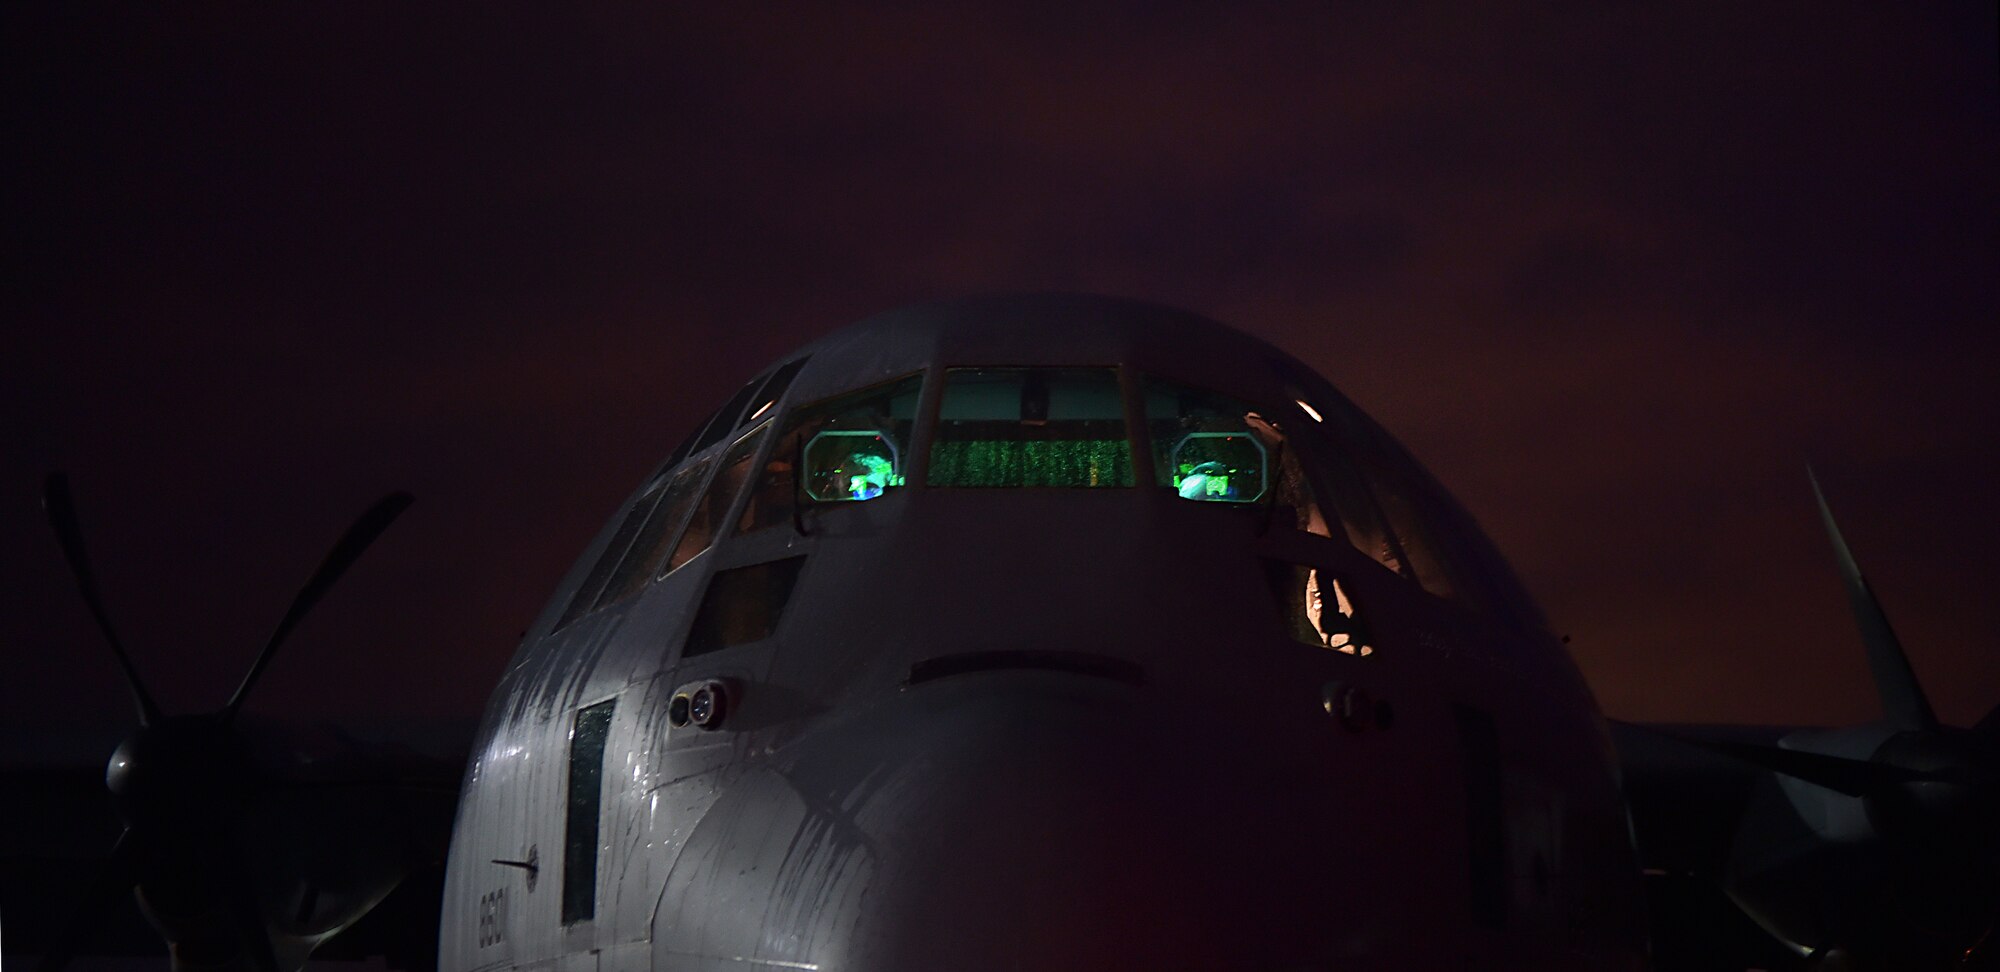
[{"left": 19, "top": 296, "right": 1998, "bottom": 970}]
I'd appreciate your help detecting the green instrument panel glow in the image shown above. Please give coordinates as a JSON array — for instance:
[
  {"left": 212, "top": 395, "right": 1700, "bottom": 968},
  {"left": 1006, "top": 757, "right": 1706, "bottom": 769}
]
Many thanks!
[
  {"left": 928, "top": 439, "right": 1134, "bottom": 488},
  {"left": 930, "top": 367, "right": 1133, "bottom": 488},
  {"left": 804, "top": 430, "right": 904, "bottom": 502},
  {"left": 1169, "top": 432, "right": 1265, "bottom": 502}
]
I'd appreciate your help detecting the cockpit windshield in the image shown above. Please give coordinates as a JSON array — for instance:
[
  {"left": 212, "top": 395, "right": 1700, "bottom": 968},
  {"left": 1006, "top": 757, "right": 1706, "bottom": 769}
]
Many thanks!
[
  {"left": 570, "top": 356, "right": 1538, "bottom": 636},
  {"left": 928, "top": 368, "right": 1133, "bottom": 488}
]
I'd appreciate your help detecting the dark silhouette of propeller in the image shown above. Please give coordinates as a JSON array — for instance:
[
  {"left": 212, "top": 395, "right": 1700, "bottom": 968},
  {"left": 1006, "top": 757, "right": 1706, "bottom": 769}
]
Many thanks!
[
  {"left": 1641, "top": 730, "right": 1953, "bottom": 799},
  {"left": 223, "top": 489, "right": 414, "bottom": 724},
  {"left": 35, "top": 474, "right": 413, "bottom": 972},
  {"left": 1642, "top": 471, "right": 1992, "bottom": 793},
  {"left": 1808, "top": 467, "right": 1939, "bottom": 734},
  {"left": 1639, "top": 469, "right": 2000, "bottom": 964},
  {"left": 43, "top": 473, "right": 163, "bottom": 727}
]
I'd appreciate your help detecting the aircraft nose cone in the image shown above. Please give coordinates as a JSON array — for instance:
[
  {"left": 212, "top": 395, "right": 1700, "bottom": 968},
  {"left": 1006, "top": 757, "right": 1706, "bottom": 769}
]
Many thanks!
[
  {"left": 654, "top": 671, "right": 1348, "bottom": 972},
  {"left": 851, "top": 676, "right": 1214, "bottom": 968}
]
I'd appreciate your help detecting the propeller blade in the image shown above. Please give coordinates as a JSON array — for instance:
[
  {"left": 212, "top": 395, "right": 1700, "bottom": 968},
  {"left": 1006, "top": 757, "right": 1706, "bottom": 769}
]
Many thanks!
[
  {"left": 1630, "top": 722, "right": 1947, "bottom": 797},
  {"left": 42, "top": 473, "right": 163, "bottom": 726},
  {"left": 225, "top": 872, "right": 283, "bottom": 972},
  {"left": 33, "top": 827, "right": 138, "bottom": 972},
  {"left": 1809, "top": 468, "right": 1938, "bottom": 732},
  {"left": 223, "top": 491, "right": 413, "bottom": 723}
]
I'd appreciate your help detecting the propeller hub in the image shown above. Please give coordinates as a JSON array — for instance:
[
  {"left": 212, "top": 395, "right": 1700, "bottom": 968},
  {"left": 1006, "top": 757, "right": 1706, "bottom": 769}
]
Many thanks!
[
  {"left": 1868, "top": 729, "right": 2000, "bottom": 839},
  {"left": 107, "top": 716, "right": 254, "bottom": 827},
  {"left": 38, "top": 475, "right": 415, "bottom": 972}
]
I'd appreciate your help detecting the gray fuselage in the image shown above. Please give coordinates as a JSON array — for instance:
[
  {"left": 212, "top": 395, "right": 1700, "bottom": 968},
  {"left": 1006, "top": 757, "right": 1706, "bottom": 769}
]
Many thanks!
[{"left": 439, "top": 296, "right": 1647, "bottom": 971}]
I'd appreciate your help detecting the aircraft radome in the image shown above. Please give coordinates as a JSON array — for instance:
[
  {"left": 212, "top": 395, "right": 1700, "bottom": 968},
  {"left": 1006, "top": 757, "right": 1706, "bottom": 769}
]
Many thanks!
[{"left": 21, "top": 295, "right": 1999, "bottom": 971}]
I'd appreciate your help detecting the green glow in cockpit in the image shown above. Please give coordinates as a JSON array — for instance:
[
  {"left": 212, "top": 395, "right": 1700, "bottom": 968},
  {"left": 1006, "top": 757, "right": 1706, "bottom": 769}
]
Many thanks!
[
  {"left": 1169, "top": 433, "right": 1266, "bottom": 502},
  {"left": 804, "top": 430, "right": 905, "bottom": 502},
  {"left": 841, "top": 452, "right": 900, "bottom": 500},
  {"left": 1177, "top": 461, "right": 1237, "bottom": 500},
  {"left": 929, "top": 367, "right": 1134, "bottom": 488}
]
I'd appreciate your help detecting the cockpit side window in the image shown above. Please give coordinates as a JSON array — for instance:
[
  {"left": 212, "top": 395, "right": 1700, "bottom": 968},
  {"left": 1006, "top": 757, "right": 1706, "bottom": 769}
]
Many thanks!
[
  {"left": 928, "top": 367, "right": 1133, "bottom": 488},
  {"left": 687, "top": 376, "right": 765, "bottom": 458},
  {"left": 1355, "top": 460, "right": 1463, "bottom": 600},
  {"left": 1142, "top": 380, "right": 1269, "bottom": 503},
  {"left": 1140, "top": 376, "right": 1331, "bottom": 536},
  {"left": 743, "top": 357, "right": 808, "bottom": 427},
  {"left": 661, "top": 422, "right": 770, "bottom": 577},
  {"left": 594, "top": 459, "right": 711, "bottom": 611},
  {"left": 1270, "top": 432, "right": 1333, "bottom": 538},
  {"left": 664, "top": 405, "right": 724, "bottom": 472},
  {"left": 553, "top": 454, "right": 717, "bottom": 632},
  {"left": 554, "top": 484, "right": 662, "bottom": 632},
  {"left": 1289, "top": 423, "right": 1413, "bottom": 579},
  {"left": 661, "top": 358, "right": 809, "bottom": 474},
  {"left": 738, "top": 373, "right": 923, "bottom": 532},
  {"left": 1351, "top": 430, "right": 1536, "bottom": 626},
  {"left": 1298, "top": 404, "right": 1518, "bottom": 621},
  {"left": 546, "top": 357, "right": 822, "bottom": 630},
  {"left": 1268, "top": 361, "right": 1423, "bottom": 580}
]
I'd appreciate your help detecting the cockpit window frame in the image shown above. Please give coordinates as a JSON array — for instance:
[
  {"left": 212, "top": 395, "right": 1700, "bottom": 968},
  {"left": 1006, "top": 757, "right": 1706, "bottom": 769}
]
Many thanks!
[
  {"left": 733, "top": 371, "right": 927, "bottom": 533},
  {"left": 659, "top": 420, "right": 773, "bottom": 579},
  {"left": 550, "top": 358, "right": 813, "bottom": 635},
  {"left": 662, "top": 356, "right": 812, "bottom": 473},
  {"left": 559, "top": 350, "right": 1546, "bottom": 642},
  {"left": 1138, "top": 370, "right": 1440, "bottom": 595},
  {"left": 743, "top": 357, "right": 809, "bottom": 428},
  {"left": 1271, "top": 371, "right": 1547, "bottom": 632},
  {"left": 1137, "top": 375, "right": 1288, "bottom": 506}
]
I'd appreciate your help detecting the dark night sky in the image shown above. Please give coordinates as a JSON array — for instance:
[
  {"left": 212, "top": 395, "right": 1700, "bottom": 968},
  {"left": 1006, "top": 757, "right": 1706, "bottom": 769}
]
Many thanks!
[{"left": 4, "top": 4, "right": 1996, "bottom": 757}]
